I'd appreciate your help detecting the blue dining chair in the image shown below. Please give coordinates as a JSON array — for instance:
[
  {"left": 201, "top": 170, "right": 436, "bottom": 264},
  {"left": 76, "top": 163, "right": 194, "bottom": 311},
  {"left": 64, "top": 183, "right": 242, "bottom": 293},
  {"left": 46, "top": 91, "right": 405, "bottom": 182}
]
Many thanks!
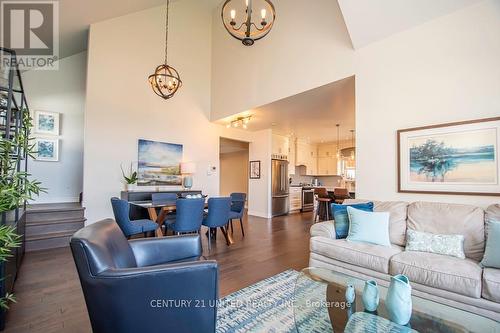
[
  {"left": 110, "top": 197, "right": 158, "bottom": 238},
  {"left": 229, "top": 193, "right": 246, "bottom": 236},
  {"left": 202, "top": 197, "right": 232, "bottom": 251},
  {"left": 169, "top": 198, "right": 205, "bottom": 235}
]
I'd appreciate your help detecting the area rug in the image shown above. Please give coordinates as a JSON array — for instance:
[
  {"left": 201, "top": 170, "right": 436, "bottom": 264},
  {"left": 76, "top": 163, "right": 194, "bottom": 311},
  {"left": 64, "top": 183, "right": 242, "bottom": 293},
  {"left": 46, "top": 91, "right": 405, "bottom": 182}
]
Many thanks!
[{"left": 216, "top": 269, "right": 332, "bottom": 333}]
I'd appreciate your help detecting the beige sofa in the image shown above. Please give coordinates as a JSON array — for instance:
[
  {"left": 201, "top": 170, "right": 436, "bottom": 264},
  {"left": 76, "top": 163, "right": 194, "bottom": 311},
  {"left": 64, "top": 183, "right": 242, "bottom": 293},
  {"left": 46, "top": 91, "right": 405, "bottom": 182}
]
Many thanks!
[{"left": 309, "top": 200, "right": 500, "bottom": 321}]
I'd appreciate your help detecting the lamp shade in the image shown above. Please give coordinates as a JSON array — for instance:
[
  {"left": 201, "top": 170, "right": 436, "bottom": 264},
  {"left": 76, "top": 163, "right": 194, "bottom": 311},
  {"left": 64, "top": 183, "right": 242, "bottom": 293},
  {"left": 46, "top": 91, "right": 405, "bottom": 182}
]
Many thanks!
[{"left": 181, "top": 162, "right": 196, "bottom": 174}]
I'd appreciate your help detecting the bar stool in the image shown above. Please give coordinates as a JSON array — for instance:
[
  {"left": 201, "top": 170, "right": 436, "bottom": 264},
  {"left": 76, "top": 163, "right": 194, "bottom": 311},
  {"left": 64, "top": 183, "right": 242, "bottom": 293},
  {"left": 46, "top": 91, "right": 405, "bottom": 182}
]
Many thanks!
[{"left": 313, "top": 188, "right": 332, "bottom": 223}]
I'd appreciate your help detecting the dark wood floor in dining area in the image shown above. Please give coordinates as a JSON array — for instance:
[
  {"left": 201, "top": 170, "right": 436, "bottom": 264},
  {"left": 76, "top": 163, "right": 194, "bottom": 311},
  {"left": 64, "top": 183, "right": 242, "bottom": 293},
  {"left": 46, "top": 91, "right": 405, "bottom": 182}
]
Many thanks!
[{"left": 4, "top": 212, "right": 313, "bottom": 333}]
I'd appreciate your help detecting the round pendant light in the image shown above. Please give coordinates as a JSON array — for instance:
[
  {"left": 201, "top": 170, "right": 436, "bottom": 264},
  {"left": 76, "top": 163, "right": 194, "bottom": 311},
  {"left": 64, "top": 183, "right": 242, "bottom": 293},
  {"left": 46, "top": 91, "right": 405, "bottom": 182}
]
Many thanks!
[
  {"left": 221, "top": 0, "right": 276, "bottom": 46},
  {"left": 148, "top": 0, "right": 182, "bottom": 99}
]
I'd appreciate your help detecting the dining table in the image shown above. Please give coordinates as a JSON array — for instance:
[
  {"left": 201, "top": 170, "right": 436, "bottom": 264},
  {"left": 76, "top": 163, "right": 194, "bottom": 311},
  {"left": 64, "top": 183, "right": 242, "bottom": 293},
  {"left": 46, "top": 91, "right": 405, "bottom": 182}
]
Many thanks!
[{"left": 130, "top": 200, "right": 210, "bottom": 238}]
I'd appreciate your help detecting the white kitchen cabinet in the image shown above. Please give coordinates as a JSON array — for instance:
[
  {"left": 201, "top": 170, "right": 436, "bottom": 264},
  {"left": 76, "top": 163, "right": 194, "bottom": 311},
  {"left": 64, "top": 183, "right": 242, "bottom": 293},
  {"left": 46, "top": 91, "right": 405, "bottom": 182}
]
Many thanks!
[
  {"left": 317, "top": 156, "right": 338, "bottom": 175},
  {"left": 288, "top": 137, "right": 296, "bottom": 175},
  {"left": 272, "top": 134, "right": 289, "bottom": 157},
  {"left": 289, "top": 187, "right": 302, "bottom": 212}
]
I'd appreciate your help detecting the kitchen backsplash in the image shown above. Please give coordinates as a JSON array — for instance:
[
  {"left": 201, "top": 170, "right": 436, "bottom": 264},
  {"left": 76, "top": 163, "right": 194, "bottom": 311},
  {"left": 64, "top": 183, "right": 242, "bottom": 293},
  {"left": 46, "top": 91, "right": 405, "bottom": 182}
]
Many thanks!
[{"left": 290, "top": 174, "right": 343, "bottom": 187}]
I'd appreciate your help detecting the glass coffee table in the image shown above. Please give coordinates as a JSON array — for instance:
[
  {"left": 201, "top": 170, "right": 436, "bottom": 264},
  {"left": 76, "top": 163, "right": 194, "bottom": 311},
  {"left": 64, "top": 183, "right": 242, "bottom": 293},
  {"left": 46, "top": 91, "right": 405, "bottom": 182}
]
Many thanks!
[{"left": 293, "top": 267, "right": 500, "bottom": 333}]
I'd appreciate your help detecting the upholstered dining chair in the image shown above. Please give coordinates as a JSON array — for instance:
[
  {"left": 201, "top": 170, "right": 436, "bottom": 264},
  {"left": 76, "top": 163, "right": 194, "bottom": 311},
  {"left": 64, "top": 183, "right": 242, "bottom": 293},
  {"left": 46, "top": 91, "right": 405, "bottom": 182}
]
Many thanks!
[
  {"left": 229, "top": 193, "right": 246, "bottom": 236},
  {"left": 333, "top": 188, "right": 351, "bottom": 204},
  {"left": 70, "top": 219, "right": 218, "bottom": 333},
  {"left": 169, "top": 198, "right": 205, "bottom": 235},
  {"left": 110, "top": 197, "right": 157, "bottom": 238},
  {"left": 202, "top": 197, "right": 232, "bottom": 251},
  {"left": 313, "top": 188, "right": 332, "bottom": 223}
]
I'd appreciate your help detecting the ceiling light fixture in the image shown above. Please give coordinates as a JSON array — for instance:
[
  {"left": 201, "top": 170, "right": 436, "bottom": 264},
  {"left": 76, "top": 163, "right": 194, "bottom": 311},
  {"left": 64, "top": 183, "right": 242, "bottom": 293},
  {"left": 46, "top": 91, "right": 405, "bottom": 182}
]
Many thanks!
[
  {"left": 221, "top": 0, "right": 276, "bottom": 46},
  {"left": 148, "top": 0, "right": 182, "bottom": 100},
  {"left": 226, "top": 116, "right": 252, "bottom": 129}
]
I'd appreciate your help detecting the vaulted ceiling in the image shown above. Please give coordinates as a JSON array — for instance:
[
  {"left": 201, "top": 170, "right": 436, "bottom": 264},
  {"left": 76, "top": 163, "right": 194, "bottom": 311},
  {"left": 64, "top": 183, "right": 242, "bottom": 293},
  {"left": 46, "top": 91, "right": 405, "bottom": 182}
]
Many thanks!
[
  {"left": 337, "top": 0, "right": 483, "bottom": 49},
  {"left": 57, "top": 0, "right": 483, "bottom": 59}
]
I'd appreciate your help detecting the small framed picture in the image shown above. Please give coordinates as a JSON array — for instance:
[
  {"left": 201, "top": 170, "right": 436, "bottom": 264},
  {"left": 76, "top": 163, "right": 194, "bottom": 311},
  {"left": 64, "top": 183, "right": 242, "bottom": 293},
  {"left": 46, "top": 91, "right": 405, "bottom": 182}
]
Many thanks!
[
  {"left": 34, "top": 111, "right": 60, "bottom": 136},
  {"left": 250, "top": 160, "right": 261, "bottom": 179},
  {"left": 35, "top": 138, "right": 59, "bottom": 162}
]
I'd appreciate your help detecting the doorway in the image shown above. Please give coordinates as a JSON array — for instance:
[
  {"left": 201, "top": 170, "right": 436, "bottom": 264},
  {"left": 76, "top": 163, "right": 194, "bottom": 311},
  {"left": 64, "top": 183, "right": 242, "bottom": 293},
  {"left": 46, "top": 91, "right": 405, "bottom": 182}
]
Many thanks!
[{"left": 219, "top": 138, "right": 249, "bottom": 197}]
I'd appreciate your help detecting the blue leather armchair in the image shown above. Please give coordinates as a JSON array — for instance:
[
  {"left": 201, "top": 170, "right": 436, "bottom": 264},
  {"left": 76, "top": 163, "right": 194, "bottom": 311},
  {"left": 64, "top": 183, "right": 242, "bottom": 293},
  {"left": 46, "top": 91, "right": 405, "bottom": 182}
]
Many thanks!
[{"left": 70, "top": 219, "right": 218, "bottom": 333}]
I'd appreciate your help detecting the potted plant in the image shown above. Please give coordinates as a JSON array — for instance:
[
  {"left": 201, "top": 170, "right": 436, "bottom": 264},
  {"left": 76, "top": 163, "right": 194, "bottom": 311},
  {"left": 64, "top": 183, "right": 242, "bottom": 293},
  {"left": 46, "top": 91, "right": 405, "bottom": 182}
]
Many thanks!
[
  {"left": 121, "top": 163, "right": 138, "bottom": 191},
  {"left": 0, "top": 109, "right": 43, "bottom": 313}
]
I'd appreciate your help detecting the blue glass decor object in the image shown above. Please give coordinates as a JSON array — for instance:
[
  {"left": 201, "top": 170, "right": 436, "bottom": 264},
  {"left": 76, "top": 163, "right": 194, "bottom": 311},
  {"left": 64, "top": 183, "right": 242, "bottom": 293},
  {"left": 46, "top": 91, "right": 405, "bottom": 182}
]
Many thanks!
[
  {"left": 386, "top": 274, "right": 412, "bottom": 326},
  {"left": 345, "top": 284, "right": 355, "bottom": 304},
  {"left": 183, "top": 176, "right": 193, "bottom": 189},
  {"left": 362, "top": 280, "right": 379, "bottom": 312}
]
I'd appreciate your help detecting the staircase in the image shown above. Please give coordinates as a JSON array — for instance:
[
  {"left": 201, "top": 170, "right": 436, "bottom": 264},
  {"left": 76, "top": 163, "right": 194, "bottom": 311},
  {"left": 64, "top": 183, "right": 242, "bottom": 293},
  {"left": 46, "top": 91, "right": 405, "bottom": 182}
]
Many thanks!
[{"left": 25, "top": 203, "right": 86, "bottom": 252}]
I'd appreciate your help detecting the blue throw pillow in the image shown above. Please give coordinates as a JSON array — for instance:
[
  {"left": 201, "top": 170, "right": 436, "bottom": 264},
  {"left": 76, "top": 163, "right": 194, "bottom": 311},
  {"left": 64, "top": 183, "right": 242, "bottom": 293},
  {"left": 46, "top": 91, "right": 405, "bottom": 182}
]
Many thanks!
[
  {"left": 346, "top": 207, "right": 391, "bottom": 247},
  {"left": 331, "top": 202, "right": 374, "bottom": 239},
  {"left": 481, "top": 220, "right": 500, "bottom": 268}
]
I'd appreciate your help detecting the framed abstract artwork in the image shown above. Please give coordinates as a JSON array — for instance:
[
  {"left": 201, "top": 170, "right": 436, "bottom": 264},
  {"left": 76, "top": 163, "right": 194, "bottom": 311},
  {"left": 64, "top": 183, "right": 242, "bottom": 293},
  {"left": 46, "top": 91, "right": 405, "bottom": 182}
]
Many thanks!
[
  {"left": 137, "top": 139, "right": 183, "bottom": 186},
  {"left": 398, "top": 117, "right": 500, "bottom": 196},
  {"left": 250, "top": 160, "right": 261, "bottom": 179},
  {"left": 34, "top": 111, "right": 60, "bottom": 136},
  {"left": 34, "top": 138, "right": 59, "bottom": 162}
]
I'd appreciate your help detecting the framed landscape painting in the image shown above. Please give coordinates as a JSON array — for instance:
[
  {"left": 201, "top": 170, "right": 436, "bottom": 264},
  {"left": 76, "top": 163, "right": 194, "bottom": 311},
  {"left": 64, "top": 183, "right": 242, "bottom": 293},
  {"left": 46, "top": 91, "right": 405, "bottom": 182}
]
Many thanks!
[
  {"left": 137, "top": 139, "right": 183, "bottom": 186},
  {"left": 35, "top": 138, "right": 59, "bottom": 162},
  {"left": 34, "top": 111, "right": 60, "bottom": 136},
  {"left": 398, "top": 117, "right": 500, "bottom": 196}
]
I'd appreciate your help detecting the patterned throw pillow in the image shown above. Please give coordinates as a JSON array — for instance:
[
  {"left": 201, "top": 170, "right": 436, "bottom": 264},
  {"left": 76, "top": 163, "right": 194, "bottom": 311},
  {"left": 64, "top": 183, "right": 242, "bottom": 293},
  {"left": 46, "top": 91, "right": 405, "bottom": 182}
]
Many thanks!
[
  {"left": 405, "top": 230, "right": 465, "bottom": 259},
  {"left": 331, "top": 202, "right": 374, "bottom": 239}
]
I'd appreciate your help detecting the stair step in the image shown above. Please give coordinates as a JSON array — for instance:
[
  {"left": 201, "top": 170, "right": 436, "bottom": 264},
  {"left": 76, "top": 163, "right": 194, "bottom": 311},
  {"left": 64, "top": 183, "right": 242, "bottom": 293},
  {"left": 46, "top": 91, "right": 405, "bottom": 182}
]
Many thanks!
[
  {"left": 26, "top": 218, "right": 85, "bottom": 237},
  {"left": 25, "top": 231, "right": 74, "bottom": 252},
  {"left": 26, "top": 209, "right": 85, "bottom": 223},
  {"left": 27, "top": 202, "right": 84, "bottom": 213},
  {"left": 26, "top": 230, "right": 74, "bottom": 241},
  {"left": 26, "top": 216, "right": 86, "bottom": 226}
]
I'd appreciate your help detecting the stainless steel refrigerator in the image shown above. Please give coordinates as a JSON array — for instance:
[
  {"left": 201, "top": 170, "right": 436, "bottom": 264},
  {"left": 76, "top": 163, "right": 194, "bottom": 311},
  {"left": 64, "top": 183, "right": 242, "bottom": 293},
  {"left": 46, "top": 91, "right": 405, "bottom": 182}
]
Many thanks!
[{"left": 272, "top": 159, "right": 290, "bottom": 217}]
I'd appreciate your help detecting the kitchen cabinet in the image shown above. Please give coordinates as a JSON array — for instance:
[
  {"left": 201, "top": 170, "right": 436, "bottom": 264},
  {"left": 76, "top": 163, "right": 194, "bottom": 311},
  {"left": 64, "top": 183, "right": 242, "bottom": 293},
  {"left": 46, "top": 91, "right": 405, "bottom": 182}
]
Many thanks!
[
  {"left": 288, "top": 137, "right": 296, "bottom": 175},
  {"left": 296, "top": 141, "right": 317, "bottom": 175},
  {"left": 272, "top": 134, "right": 289, "bottom": 157},
  {"left": 289, "top": 187, "right": 302, "bottom": 212},
  {"left": 317, "top": 156, "right": 337, "bottom": 175}
]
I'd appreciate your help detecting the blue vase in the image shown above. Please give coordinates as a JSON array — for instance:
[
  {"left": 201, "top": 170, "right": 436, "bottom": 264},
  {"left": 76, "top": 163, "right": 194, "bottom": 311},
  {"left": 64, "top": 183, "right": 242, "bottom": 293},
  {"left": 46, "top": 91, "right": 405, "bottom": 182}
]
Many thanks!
[
  {"left": 362, "top": 280, "right": 379, "bottom": 312},
  {"left": 183, "top": 176, "right": 193, "bottom": 189},
  {"left": 345, "top": 284, "right": 355, "bottom": 304},
  {"left": 386, "top": 274, "right": 412, "bottom": 326}
]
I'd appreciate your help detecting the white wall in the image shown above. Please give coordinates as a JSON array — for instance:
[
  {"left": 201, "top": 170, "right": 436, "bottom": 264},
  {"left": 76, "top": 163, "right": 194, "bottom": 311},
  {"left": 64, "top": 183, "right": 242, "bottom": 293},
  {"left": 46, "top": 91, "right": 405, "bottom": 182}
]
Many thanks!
[
  {"left": 210, "top": 0, "right": 355, "bottom": 120},
  {"left": 23, "top": 52, "right": 86, "bottom": 203},
  {"left": 84, "top": 1, "right": 272, "bottom": 223},
  {"left": 220, "top": 150, "right": 249, "bottom": 197},
  {"left": 355, "top": 0, "right": 500, "bottom": 207}
]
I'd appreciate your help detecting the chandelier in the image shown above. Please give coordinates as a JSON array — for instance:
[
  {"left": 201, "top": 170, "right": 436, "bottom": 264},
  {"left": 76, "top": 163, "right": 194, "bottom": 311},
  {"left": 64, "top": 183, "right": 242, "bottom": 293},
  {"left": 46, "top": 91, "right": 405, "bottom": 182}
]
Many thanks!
[
  {"left": 221, "top": 0, "right": 276, "bottom": 46},
  {"left": 226, "top": 116, "right": 252, "bottom": 129},
  {"left": 148, "top": 0, "right": 182, "bottom": 99}
]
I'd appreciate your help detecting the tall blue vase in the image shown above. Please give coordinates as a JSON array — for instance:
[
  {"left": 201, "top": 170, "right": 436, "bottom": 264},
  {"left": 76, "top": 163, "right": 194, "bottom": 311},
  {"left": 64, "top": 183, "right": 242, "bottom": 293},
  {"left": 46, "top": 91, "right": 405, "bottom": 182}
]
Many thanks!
[
  {"left": 386, "top": 274, "right": 412, "bottom": 326},
  {"left": 362, "top": 280, "right": 379, "bottom": 312}
]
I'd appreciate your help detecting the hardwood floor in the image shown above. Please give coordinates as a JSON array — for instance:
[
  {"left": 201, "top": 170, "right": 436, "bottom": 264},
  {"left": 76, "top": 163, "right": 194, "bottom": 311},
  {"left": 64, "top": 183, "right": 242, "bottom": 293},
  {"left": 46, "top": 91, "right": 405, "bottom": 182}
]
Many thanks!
[{"left": 4, "top": 212, "right": 313, "bottom": 333}]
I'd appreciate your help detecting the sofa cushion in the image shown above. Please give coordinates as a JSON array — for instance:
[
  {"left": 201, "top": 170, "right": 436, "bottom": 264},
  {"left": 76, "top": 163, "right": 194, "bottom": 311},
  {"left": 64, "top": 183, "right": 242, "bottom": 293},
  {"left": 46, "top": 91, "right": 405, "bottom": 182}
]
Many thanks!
[
  {"left": 482, "top": 268, "right": 500, "bottom": 302},
  {"left": 310, "top": 237, "right": 403, "bottom": 274},
  {"left": 343, "top": 199, "right": 408, "bottom": 246},
  {"left": 407, "top": 202, "right": 485, "bottom": 261},
  {"left": 390, "top": 251, "right": 482, "bottom": 298}
]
